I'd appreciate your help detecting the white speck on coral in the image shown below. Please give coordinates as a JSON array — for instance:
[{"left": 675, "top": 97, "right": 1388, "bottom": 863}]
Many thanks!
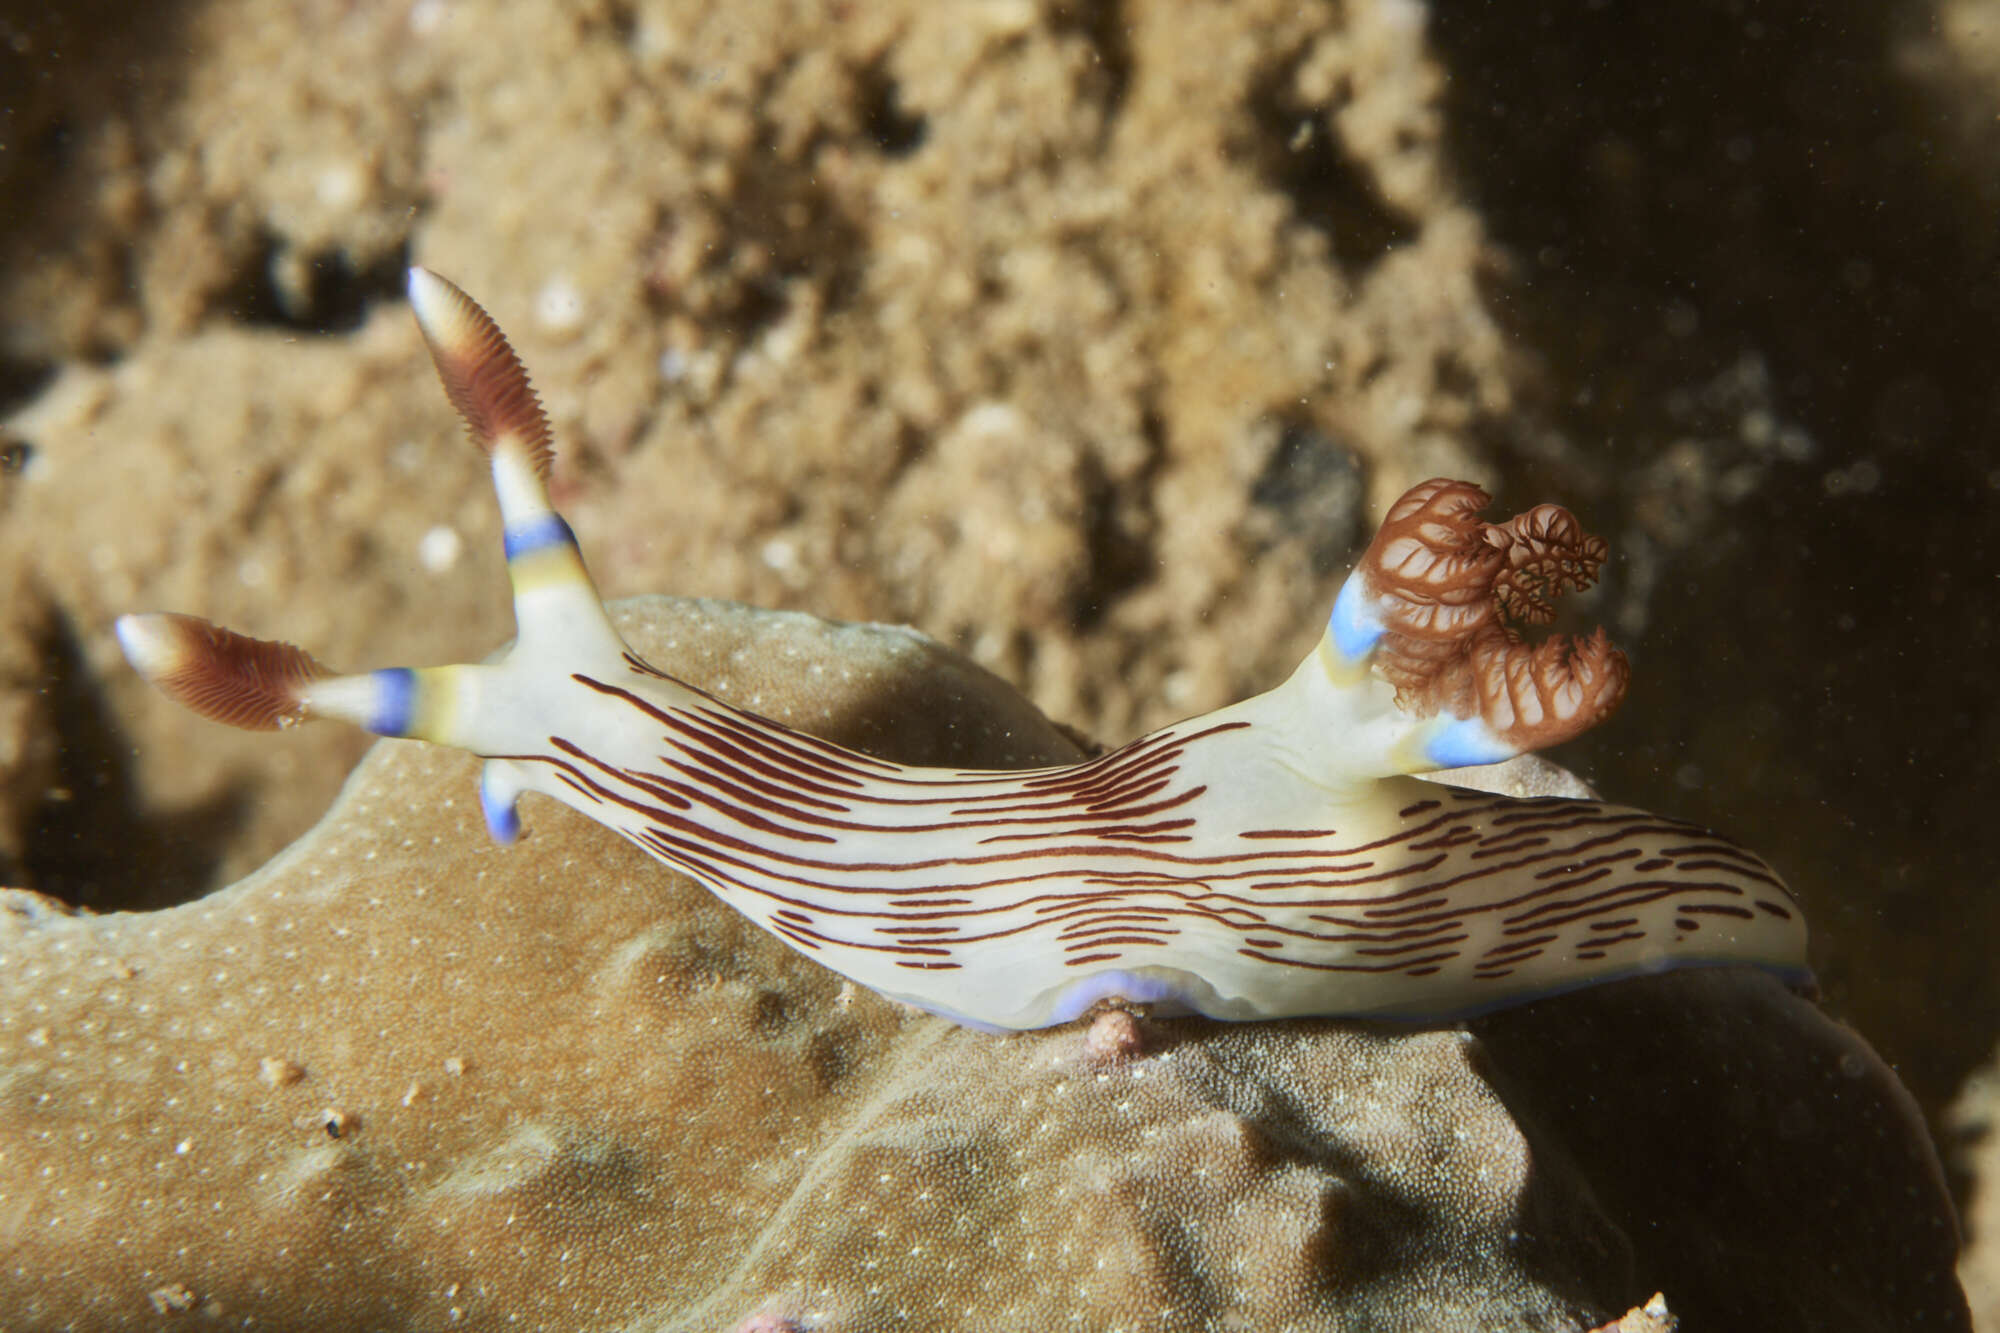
[
  {"left": 536, "top": 277, "right": 585, "bottom": 336},
  {"left": 760, "top": 537, "right": 798, "bottom": 573},
  {"left": 418, "top": 525, "right": 463, "bottom": 574},
  {"left": 408, "top": 0, "right": 448, "bottom": 35},
  {"left": 1379, "top": 0, "right": 1428, "bottom": 31},
  {"left": 316, "top": 162, "right": 363, "bottom": 211},
  {"left": 760, "top": 317, "right": 803, "bottom": 367}
]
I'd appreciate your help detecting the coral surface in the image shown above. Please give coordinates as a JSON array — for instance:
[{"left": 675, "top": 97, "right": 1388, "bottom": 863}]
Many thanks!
[{"left": 0, "top": 599, "right": 1966, "bottom": 1330}]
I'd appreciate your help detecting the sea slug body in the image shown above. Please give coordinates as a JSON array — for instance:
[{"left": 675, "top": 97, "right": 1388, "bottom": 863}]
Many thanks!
[{"left": 116, "top": 269, "right": 1811, "bottom": 1032}]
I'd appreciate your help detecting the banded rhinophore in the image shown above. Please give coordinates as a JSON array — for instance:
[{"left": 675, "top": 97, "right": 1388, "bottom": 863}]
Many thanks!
[{"left": 117, "top": 268, "right": 1811, "bottom": 1032}]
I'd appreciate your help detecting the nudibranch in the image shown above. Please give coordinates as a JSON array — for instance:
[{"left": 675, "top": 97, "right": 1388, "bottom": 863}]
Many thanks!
[{"left": 116, "top": 269, "right": 1810, "bottom": 1032}]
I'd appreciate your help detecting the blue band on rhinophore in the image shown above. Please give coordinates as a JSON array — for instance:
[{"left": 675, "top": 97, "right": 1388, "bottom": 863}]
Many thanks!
[
  {"left": 503, "top": 514, "right": 577, "bottom": 561},
  {"left": 1423, "top": 715, "right": 1517, "bottom": 770},
  {"left": 1328, "top": 576, "right": 1386, "bottom": 662},
  {"left": 369, "top": 668, "right": 417, "bottom": 737}
]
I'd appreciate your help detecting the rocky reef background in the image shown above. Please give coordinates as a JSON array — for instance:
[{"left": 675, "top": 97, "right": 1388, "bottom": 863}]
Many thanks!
[{"left": 2, "top": 0, "right": 1999, "bottom": 1325}]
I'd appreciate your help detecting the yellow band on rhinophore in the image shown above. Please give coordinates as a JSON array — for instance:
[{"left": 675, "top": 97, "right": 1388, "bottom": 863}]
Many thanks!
[
  {"left": 392, "top": 664, "right": 469, "bottom": 745},
  {"left": 507, "top": 542, "right": 593, "bottom": 597},
  {"left": 1315, "top": 626, "right": 1371, "bottom": 688}
]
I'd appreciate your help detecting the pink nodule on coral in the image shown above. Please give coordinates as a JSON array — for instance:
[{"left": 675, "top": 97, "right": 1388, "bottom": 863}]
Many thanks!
[
  {"left": 733, "top": 1313, "right": 809, "bottom": 1333},
  {"left": 1082, "top": 1007, "right": 1145, "bottom": 1064}
]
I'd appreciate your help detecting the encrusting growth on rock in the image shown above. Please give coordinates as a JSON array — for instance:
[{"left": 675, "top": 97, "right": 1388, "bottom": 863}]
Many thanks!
[{"left": 1081, "top": 1006, "right": 1146, "bottom": 1064}]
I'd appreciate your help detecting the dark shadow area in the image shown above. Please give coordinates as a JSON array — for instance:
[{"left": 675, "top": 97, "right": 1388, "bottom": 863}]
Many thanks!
[
  {"left": 0, "top": 431, "right": 33, "bottom": 526},
  {"left": 1475, "top": 969, "right": 1969, "bottom": 1331},
  {"left": 1428, "top": 1, "right": 2000, "bottom": 1146},
  {"left": 1244, "top": 414, "right": 1367, "bottom": 574},
  {"left": 1049, "top": 0, "right": 1134, "bottom": 135},
  {"left": 1139, "top": 1011, "right": 1634, "bottom": 1320},
  {"left": 0, "top": 360, "right": 53, "bottom": 425},
  {"left": 24, "top": 609, "right": 248, "bottom": 912},
  {"left": 1244, "top": 47, "right": 1418, "bottom": 273},
  {"left": 0, "top": 1, "right": 197, "bottom": 360},
  {"left": 1068, "top": 435, "right": 1160, "bottom": 630},
  {"left": 855, "top": 57, "right": 928, "bottom": 159},
  {"left": 224, "top": 230, "right": 412, "bottom": 334},
  {"left": 643, "top": 118, "right": 869, "bottom": 352}
]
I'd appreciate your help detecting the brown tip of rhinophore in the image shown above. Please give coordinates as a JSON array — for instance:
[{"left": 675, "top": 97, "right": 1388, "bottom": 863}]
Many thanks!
[
  {"left": 1359, "top": 479, "right": 1629, "bottom": 752},
  {"left": 406, "top": 267, "right": 553, "bottom": 479},
  {"left": 115, "top": 613, "right": 330, "bottom": 731}
]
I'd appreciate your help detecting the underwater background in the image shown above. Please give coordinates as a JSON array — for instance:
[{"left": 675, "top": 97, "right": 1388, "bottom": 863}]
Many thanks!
[{"left": 1, "top": 0, "right": 1997, "bottom": 1327}]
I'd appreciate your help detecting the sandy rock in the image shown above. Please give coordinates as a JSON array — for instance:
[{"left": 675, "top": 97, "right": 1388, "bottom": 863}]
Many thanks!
[
  {"left": 3, "top": 0, "right": 1497, "bottom": 904},
  {"left": 1589, "top": 1294, "right": 1675, "bottom": 1333},
  {"left": 1949, "top": 1050, "right": 2000, "bottom": 1329},
  {"left": 0, "top": 598, "right": 1964, "bottom": 1331},
  {"left": 0, "top": 570, "right": 57, "bottom": 885}
]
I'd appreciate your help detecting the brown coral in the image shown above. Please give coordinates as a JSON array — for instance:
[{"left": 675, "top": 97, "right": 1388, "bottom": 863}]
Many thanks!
[{"left": 0, "top": 598, "right": 1966, "bottom": 1331}]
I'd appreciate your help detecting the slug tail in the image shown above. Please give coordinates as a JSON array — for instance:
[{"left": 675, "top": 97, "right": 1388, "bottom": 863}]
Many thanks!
[{"left": 407, "top": 266, "right": 624, "bottom": 666}]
